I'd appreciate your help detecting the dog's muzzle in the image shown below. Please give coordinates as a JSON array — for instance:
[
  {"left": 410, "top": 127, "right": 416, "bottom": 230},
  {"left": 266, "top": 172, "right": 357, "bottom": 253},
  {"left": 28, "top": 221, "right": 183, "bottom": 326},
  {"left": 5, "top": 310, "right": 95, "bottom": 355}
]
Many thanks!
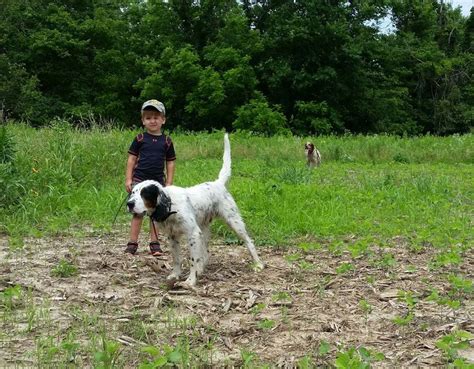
[{"left": 126, "top": 200, "right": 135, "bottom": 213}]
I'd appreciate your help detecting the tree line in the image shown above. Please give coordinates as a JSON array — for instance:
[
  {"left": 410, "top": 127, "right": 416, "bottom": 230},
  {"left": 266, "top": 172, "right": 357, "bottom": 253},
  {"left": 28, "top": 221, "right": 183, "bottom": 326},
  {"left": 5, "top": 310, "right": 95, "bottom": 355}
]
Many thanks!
[{"left": 1, "top": 0, "right": 472, "bottom": 135}]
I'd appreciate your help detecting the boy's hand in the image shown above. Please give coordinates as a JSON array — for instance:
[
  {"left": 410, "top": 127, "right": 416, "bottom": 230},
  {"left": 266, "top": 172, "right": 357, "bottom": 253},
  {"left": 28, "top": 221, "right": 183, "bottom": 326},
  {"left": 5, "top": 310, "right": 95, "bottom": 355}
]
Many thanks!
[{"left": 125, "top": 179, "right": 133, "bottom": 193}]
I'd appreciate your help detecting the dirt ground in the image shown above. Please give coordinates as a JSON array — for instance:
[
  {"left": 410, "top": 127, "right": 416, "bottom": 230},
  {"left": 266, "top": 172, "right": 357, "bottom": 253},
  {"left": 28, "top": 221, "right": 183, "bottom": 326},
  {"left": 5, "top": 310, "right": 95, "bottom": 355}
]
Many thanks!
[{"left": 0, "top": 232, "right": 473, "bottom": 367}]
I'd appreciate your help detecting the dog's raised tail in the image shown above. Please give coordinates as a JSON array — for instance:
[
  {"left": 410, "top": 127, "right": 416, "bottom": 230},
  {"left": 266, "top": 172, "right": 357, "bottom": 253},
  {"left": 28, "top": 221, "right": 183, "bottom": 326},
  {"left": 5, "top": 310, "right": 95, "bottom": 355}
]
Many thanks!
[{"left": 218, "top": 133, "right": 231, "bottom": 185}]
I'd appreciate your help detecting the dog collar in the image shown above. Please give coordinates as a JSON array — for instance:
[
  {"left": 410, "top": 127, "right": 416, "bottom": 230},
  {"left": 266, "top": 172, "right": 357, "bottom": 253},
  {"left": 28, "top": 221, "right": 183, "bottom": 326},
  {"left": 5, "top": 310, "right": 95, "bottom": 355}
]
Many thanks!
[
  {"left": 150, "top": 194, "right": 177, "bottom": 222},
  {"left": 151, "top": 208, "right": 177, "bottom": 222}
]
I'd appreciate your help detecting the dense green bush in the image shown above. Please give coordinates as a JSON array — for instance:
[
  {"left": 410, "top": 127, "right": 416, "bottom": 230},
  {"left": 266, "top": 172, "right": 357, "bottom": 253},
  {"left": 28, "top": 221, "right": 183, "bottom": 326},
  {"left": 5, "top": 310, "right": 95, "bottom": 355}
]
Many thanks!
[
  {"left": 291, "top": 101, "right": 343, "bottom": 135},
  {"left": 233, "top": 95, "right": 289, "bottom": 136}
]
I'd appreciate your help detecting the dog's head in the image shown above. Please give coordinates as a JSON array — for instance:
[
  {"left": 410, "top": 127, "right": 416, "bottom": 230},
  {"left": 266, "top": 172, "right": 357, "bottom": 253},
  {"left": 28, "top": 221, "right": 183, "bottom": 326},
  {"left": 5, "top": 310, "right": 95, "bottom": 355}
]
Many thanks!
[
  {"left": 305, "top": 142, "right": 315, "bottom": 155},
  {"left": 127, "top": 180, "right": 162, "bottom": 215}
]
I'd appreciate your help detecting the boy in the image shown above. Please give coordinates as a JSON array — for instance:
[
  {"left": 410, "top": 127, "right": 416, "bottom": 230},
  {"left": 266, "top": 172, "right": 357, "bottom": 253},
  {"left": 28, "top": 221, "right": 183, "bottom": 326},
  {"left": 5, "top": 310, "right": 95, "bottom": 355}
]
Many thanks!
[{"left": 124, "top": 99, "right": 176, "bottom": 256}]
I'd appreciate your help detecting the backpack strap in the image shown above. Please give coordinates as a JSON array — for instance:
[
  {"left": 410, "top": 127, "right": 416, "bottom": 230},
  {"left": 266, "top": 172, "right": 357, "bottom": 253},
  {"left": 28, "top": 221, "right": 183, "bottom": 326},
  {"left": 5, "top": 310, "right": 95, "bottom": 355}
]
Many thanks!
[{"left": 165, "top": 134, "right": 171, "bottom": 149}]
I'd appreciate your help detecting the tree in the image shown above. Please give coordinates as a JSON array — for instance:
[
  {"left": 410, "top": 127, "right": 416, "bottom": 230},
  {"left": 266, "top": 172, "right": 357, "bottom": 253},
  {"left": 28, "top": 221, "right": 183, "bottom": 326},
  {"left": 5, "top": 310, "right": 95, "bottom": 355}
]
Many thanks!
[
  {"left": 137, "top": 46, "right": 203, "bottom": 129},
  {"left": 233, "top": 93, "right": 289, "bottom": 135},
  {"left": 389, "top": 1, "right": 472, "bottom": 133}
]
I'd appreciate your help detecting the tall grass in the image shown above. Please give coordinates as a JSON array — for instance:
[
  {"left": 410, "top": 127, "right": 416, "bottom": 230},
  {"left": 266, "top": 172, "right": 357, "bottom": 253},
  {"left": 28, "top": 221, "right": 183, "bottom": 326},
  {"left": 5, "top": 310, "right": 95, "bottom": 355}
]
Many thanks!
[{"left": 0, "top": 122, "right": 472, "bottom": 251}]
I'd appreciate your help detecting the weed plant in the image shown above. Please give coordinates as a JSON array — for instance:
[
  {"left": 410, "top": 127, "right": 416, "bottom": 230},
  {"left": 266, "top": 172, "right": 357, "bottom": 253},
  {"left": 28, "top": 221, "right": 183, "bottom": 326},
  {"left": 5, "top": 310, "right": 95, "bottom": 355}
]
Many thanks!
[{"left": 51, "top": 259, "right": 79, "bottom": 278}]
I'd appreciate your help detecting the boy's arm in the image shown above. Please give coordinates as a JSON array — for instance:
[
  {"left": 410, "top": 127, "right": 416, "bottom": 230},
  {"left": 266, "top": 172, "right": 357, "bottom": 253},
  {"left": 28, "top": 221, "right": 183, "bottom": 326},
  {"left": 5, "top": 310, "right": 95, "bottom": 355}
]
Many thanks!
[
  {"left": 125, "top": 154, "right": 138, "bottom": 192},
  {"left": 165, "top": 160, "right": 175, "bottom": 186}
]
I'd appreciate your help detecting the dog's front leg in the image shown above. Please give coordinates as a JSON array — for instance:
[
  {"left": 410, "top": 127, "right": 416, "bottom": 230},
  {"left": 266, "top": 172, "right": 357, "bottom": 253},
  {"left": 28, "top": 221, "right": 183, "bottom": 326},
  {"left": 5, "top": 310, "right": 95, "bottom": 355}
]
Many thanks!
[
  {"left": 167, "top": 237, "right": 182, "bottom": 281},
  {"left": 182, "top": 228, "right": 204, "bottom": 287}
]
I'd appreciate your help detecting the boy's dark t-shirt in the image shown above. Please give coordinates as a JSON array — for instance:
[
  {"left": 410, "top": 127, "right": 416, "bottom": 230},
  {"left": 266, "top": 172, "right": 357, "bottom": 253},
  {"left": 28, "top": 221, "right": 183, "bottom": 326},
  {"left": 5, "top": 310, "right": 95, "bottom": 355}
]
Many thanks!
[{"left": 128, "top": 132, "right": 176, "bottom": 184}]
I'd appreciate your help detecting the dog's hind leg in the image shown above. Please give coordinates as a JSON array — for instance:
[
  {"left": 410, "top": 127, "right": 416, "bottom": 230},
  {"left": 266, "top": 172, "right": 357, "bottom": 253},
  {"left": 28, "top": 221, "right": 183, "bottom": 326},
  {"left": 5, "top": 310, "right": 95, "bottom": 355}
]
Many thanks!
[
  {"left": 219, "top": 199, "right": 265, "bottom": 270},
  {"left": 200, "top": 226, "right": 210, "bottom": 269}
]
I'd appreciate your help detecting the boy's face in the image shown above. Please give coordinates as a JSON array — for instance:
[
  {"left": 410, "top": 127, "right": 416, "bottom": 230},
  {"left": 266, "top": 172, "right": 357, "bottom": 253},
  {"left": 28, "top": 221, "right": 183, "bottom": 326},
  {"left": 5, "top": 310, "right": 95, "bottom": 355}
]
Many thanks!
[{"left": 141, "top": 109, "right": 166, "bottom": 134}]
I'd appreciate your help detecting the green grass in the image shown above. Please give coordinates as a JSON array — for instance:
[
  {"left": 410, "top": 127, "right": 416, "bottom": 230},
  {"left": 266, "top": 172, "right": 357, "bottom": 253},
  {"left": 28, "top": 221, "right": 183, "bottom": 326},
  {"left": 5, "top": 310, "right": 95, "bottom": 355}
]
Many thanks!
[{"left": 1, "top": 122, "right": 472, "bottom": 251}]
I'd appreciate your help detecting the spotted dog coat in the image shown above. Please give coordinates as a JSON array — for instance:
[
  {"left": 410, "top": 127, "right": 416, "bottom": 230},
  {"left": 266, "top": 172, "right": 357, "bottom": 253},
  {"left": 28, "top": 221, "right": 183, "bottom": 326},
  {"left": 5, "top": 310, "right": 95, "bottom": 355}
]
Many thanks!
[
  {"left": 127, "top": 134, "right": 264, "bottom": 288},
  {"left": 305, "top": 142, "right": 321, "bottom": 168}
]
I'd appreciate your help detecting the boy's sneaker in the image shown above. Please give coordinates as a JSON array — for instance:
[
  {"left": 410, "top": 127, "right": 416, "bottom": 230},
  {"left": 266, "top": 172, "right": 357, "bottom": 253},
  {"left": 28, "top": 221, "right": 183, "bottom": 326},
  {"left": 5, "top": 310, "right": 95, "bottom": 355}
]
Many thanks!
[
  {"left": 124, "top": 241, "right": 138, "bottom": 255},
  {"left": 149, "top": 241, "right": 164, "bottom": 257}
]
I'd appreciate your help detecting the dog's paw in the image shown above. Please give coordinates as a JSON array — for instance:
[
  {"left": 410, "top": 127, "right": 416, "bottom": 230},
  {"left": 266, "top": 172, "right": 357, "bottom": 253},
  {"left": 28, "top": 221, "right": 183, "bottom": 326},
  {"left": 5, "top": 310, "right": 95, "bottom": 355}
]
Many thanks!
[
  {"left": 164, "top": 276, "right": 178, "bottom": 289},
  {"left": 174, "top": 281, "right": 198, "bottom": 292},
  {"left": 252, "top": 261, "right": 265, "bottom": 272},
  {"left": 167, "top": 273, "right": 181, "bottom": 281},
  {"left": 166, "top": 274, "right": 180, "bottom": 286}
]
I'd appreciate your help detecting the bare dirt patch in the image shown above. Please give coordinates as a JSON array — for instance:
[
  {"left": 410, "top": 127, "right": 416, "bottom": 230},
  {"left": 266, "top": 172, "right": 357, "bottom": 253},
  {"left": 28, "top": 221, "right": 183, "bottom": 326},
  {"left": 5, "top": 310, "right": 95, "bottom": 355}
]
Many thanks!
[{"left": 0, "top": 233, "right": 472, "bottom": 367}]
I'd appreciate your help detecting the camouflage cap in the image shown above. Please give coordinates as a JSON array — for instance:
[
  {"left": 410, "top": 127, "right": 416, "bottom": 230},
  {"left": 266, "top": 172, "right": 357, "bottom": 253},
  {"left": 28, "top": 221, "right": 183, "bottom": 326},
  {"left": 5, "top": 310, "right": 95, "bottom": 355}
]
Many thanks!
[{"left": 141, "top": 99, "right": 166, "bottom": 115}]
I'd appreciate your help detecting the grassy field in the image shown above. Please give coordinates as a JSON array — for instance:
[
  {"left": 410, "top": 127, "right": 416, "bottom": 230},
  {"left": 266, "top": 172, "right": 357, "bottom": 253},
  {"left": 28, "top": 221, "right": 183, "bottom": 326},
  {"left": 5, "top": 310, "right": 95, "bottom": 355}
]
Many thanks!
[{"left": 0, "top": 122, "right": 473, "bottom": 367}]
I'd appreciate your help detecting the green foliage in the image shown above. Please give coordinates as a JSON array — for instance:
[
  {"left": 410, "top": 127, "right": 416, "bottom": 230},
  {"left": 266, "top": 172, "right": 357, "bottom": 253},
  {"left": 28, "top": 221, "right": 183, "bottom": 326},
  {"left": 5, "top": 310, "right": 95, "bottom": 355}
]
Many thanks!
[
  {"left": 0, "top": 285, "right": 23, "bottom": 311},
  {"left": 296, "top": 355, "right": 314, "bottom": 368},
  {"left": 250, "top": 303, "right": 266, "bottom": 316},
  {"left": 1, "top": 0, "right": 471, "bottom": 134},
  {"left": 140, "top": 345, "right": 180, "bottom": 368},
  {"left": 386, "top": 2, "right": 473, "bottom": 135},
  {"left": 0, "top": 125, "right": 14, "bottom": 165},
  {"left": 359, "top": 299, "right": 373, "bottom": 315},
  {"left": 0, "top": 125, "right": 23, "bottom": 209},
  {"left": 137, "top": 334, "right": 216, "bottom": 368},
  {"left": 240, "top": 348, "right": 269, "bottom": 368},
  {"left": 137, "top": 46, "right": 203, "bottom": 130},
  {"left": 34, "top": 333, "right": 81, "bottom": 367},
  {"left": 436, "top": 330, "right": 474, "bottom": 364},
  {"left": 427, "top": 274, "right": 473, "bottom": 310},
  {"left": 94, "top": 337, "right": 121, "bottom": 369},
  {"left": 334, "top": 346, "right": 384, "bottom": 368},
  {"left": 448, "top": 274, "right": 473, "bottom": 295},
  {"left": 336, "top": 262, "right": 355, "bottom": 275},
  {"left": 51, "top": 259, "right": 78, "bottom": 278},
  {"left": 233, "top": 94, "right": 290, "bottom": 135},
  {"left": 257, "top": 318, "right": 276, "bottom": 330},
  {"left": 373, "top": 253, "right": 397, "bottom": 269},
  {"left": 292, "top": 101, "right": 343, "bottom": 135},
  {"left": 392, "top": 290, "right": 419, "bottom": 326},
  {"left": 318, "top": 340, "right": 331, "bottom": 356},
  {"left": 272, "top": 291, "right": 291, "bottom": 302}
]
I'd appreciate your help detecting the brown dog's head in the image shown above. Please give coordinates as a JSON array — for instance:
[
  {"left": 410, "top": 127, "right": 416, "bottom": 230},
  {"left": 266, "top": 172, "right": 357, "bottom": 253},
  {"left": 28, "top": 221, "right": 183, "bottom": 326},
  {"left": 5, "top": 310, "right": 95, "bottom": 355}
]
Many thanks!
[{"left": 305, "top": 142, "right": 315, "bottom": 155}]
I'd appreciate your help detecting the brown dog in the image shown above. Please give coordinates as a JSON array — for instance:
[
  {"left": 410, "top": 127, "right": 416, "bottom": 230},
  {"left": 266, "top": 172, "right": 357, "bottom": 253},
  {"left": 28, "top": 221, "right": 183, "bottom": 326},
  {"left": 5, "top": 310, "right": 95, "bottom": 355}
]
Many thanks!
[{"left": 305, "top": 142, "right": 321, "bottom": 168}]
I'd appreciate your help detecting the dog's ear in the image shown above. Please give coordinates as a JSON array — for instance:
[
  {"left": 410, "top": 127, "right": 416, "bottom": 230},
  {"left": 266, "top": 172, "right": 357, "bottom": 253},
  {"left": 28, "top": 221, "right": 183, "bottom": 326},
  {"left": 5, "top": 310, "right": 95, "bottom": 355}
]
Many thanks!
[
  {"left": 150, "top": 187, "right": 176, "bottom": 222},
  {"left": 140, "top": 184, "right": 159, "bottom": 209}
]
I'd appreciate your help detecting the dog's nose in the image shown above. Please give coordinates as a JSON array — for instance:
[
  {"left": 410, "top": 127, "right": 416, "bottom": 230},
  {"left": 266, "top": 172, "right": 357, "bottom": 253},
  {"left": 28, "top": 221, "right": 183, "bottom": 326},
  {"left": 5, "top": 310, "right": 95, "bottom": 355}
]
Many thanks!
[{"left": 126, "top": 201, "right": 135, "bottom": 212}]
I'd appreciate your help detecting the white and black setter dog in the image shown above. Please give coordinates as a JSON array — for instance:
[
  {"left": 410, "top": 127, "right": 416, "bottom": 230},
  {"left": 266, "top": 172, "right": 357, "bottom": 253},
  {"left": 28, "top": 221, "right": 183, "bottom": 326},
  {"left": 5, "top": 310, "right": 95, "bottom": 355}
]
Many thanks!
[{"left": 127, "top": 134, "right": 264, "bottom": 288}]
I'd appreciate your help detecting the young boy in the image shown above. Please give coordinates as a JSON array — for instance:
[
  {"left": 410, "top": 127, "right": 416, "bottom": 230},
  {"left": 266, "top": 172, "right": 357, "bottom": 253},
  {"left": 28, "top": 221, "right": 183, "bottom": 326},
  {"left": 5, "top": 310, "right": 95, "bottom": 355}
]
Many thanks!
[{"left": 124, "top": 99, "right": 176, "bottom": 256}]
